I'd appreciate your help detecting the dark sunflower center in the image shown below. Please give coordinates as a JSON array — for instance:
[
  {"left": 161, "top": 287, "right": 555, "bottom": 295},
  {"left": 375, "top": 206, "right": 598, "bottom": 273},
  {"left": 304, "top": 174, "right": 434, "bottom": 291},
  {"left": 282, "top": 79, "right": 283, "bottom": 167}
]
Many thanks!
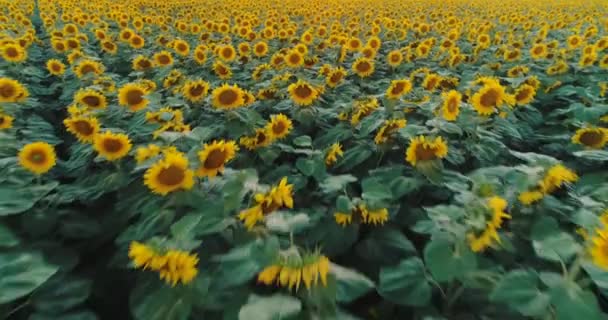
[
  {"left": 515, "top": 88, "right": 531, "bottom": 102},
  {"left": 177, "top": 43, "right": 187, "bottom": 51},
  {"left": 533, "top": 46, "right": 543, "bottom": 55},
  {"left": 580, "top": 131, "right": 604, "bottom": 146},
  {"left": 216, "top": 65, "right": 229, "bottom": 75},
  {"left": 157, "top": 165, "right": 185, "bottom": 186},
  {"left": 256, "top": 131, "right": 267, "bottom": 144},
  {"left": 0, "top": 83, "right": 16, "bottom": 98},
  {"left": 132, "top": 37, "right": 142, "bottom": 45},
  {"left": 255, "top": 45, "right": 265, "bottom": 53},
  {"left": 68, "top": 40, "right": 78, "bottom": 49},
  {"left": 74, "top": 120, "right": 94, "bottom": 135},
  {"left": 415, "top": 144, "right": 438, "bottom": 161},
  {"left": 288, "top": 54, "right": 300, "bottom": 64},
  {"left": 329, "top": 72, "right": 343, "bottom": 83},
  {"left": 447, "top": 97, "right": 458, "bottom": 112},
  {"left": 222, "top": 48, "right": 233, "bottom": 58},
  {"left": 508, "top": 51, "right": 518, "bottom": 59},
  {"left": 51, "top": 63, "right": 62, "bottom": 72},
  {"left": 294, "top": 85, "right": 312, "bottom": 98},
  {"left": 204, "top": 149, "right": 227, "bottom": 169},
  {"left": 356, "top": 61, "right": 371, "bottom": 72},
  {"left": 82, "top": 95, "right": 101, "bottom": 107},
  {"left": 157, "top": 55, "right": 170, "bottom": 65},
  {"left": 219, "top": 89, "right": 238, "bottom": 105},
  {"left": 5, "top": 47, "right": 18, "bottom": 57},
  {"left": 138, "top": 59, "right": 151, "bottom": 68},
  {"left": 122, "top": 32, "right": 132, "bottom": 40},
  {"left": 480, "top": 88, "right": 499, "bottom": 107},
  {"left": 126, "top": 89, "right": 144, "bottom": 105},
  {"left": 29, "top": 150, "right": 47, "bottom": 164},
  {"left": 391, "top": 82, "right": 405, "bottom": 95},
  {"left": 80, "top": 64, "right": 96, "bottom": 74},
  {"left": 272, "top": 121, "right": 286, "bottom": 134},
  {"left": 261, "top": 200, "right": 280, "bottom": 214},
  {"left": 196, "top": 51, "right": 205, "bottom": 60},
  {"left": 391, "top": 54, "right": 400, "bottom": 62},
  {"left": 425, "top": 78, "right": 438, "bottom": 90},
  {"left": 103, "top": 138, "right": 124, "bottom": 153},
  {"left": 55, "top": 42, "right": 66, "bottom": 50}
]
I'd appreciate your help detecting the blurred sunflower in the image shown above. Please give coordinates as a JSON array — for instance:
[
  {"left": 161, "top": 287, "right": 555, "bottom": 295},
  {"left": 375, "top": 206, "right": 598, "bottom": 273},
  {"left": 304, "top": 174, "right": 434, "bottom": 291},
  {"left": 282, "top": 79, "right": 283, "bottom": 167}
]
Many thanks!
[
  {"left": 197, "top": 140, "right": 238, "bottom": 178},
  {"left": 265, "top": 114, "right": 293, "bottom": 140},
  {"left": 63, "top": 116, "right": 100, "bottom": 143},
  {"left": 572, "top": 127, "right": 608, "bottom": 149},
  {"left": 387, "top": 49, "right": 403, "bottom": 67},
  {"left": 405, "top": 135, "right": 448, "bottom": 166},
  {"left": 74, "top": 59, "right": 104, "bottom": 78},
  {"left": 0, "top": 78, "right": 28, "bottom": 103},
  {"left": 132, "top": 55, "right": 153, "bottom": 71},
  {"left": 514, "top": 84, "right": 536, "bottom": 105},
  {"left": 1, "top": 43, "right": 27, "bottom": 63},
  {"left": 75, "top": 88, "right": 107, "bottom": 109},
  {"left": 285, "top": 50, "right": 304, "bottom": 68},
  {"left": 325, "top": 143, "right": 343, "bottom": 166},
  {"left": 441, "top": 90, "right": 461, "bottom": 121},
  {"left": 46, "top": 59, "right": 66, "bottom": 76},
  {"left": 253, "top": 41, "right": 269, "bottom": 57},
  {"left": 144, "top": 151, "right": 195, "bottom": 195},
  {"left": 386, "top": 79, "right": 412, "bottom": 99},
  {"left": 153, "top": 50, "right": 174, "bottom": 67},
  {"left": 374, "top": 119, "right": 406, "bottom": 144},
  {"left": 18, "top": 142, "right": 57, "bottom": 175},
  {"left": 213, "top": 61, "right": 232, "bottom": 80},
  {"left": 0, "top": 113, "right": 14, "bottom": 130},
  {"left": 288, "top": 80, "right": 319, "bottom": 106},
  {"left": 326, "top": 67, "right": 347, "bottom": 88},
  {"left": 118, "top": 83, "right": 149, "bottom": 111},
  {"left": 93, "top": 131, "right": 132, "bottom": 161},
  {"left": 471, "top": 82, "right": 514, "bottom": 115},
  {"left": 218, "top": 44, "right": 236, "bottom": 62},
  {"left": 211, "top": 83, "right": 245, "bottom": 109},
  {"left": 182, "top": 79, "right": 210, "bottom": 103},
  {"left": 352, "top": 57, "right": 374, "bottom": 78}
]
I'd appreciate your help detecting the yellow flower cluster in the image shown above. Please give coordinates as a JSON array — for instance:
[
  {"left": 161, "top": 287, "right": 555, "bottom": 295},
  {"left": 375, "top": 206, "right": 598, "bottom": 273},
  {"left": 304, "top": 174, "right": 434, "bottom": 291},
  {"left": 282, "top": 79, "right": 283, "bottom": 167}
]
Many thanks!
[
  {"left": 240, "top": 114, "right": 293, "bottom": 150},
  {"left": 334, "top": 204, "right": 389, "bottom": 227},
  {"left": 518, "top": 164, "right": 578, "bottom": 205},
  {"left": 238, "top": 177, "right": 294, "bottom": 230},
  {"left": 128, "top": 241, "right": 199, "bottom": 286},
  {"left": 258, "top": 253, "right": 330, "bottom": 291}
]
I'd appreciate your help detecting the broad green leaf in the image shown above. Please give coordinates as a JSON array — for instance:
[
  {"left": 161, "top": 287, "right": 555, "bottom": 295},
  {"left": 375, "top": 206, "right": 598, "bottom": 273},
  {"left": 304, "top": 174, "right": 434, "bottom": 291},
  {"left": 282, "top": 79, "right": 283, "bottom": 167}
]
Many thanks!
[
  {"left": 0, "top": 182, "right": 58, "bottom": 216},
  {"left": 132, "top": 286, "right": 191, "bottom": 320},
  {"left": 0, "top": 223, "right": 19, "bottom": 247},
  {"left": 531, "top": 216, "right": 580, "bottom": 262},
  {"left": 490, "top": 270, "right": 550, "bottom": 317},
  {"left": 265, "top": 211, "right": 310, "bottom": 233},
  {"left": 361, "top": 177, "right": 392, "bottom": 203},
  {"left": 320, "top": 175, "right": 357, "bottom": 193},
  {"left": 378, "top": 257, "right": 431, "bottom": 307},
  {"left": 336, "top": 195, "right": 352, "bottom": 212},
  {"left": 29, "top": 310, "right": 98, "bottom": 320},
  {"left": 573, "top": 150, "right": 608, "bottom": 161},
  {"left": 331, "top": 263, "right": 375, "bottom": 303},
  {"left": 424, "top": 237, "right": 477, "bottom": 282},
  {"left": 293, "top": 135, "right": 312, "bottom": 147},
  {"left": 31, "top": 276, "right": 92, "bottom": 313},
  {"left": 238, "top": 294, "right": 301, "bottom": 320},
  {"left": 0, "top": 251, "right": 58, "bottom": 303},
  {"left": 335, "top": 146, "right": 373, "bottom": 171},
  {"left": 356, "top": 227, "right": 416, "bottom": 264},
  {"left": 550, "top": 283, "right": 604, "bottom": 320},
  {"left": 390, "top": 177, "right": 421, "bottom": 199}
]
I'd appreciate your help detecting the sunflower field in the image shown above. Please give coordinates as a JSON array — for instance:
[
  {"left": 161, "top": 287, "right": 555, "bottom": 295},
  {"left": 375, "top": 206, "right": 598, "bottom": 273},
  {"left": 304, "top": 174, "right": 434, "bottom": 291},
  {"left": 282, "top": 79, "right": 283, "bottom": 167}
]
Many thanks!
[{"left": 1, "top": 0, "right": 608, "bottom": 319}]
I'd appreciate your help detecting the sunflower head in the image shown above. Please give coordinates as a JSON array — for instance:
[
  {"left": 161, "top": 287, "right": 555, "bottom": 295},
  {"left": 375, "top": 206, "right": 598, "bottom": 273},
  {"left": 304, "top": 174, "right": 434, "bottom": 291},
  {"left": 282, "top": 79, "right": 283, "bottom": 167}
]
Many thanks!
[
  {"left": 352, "top": 57, "right": 375, "bottom": 78},
  {"left": 197, "top": 140, "right": 239, "bottom": 178},
  {"left": 144, "top": 152, "right": 195, "bottom": 195},
  {"left": 1, "top": 43, "right": 27, "bottom": 63},
  {"left": 118, "top": 83, "right": 150, "bottom": 111},
  {"left": 132, "top": 55, "right": 153, "bottom": 71},
  {"left": 64, "top": 116, "right": 100, "bottom": 143},
  {"left": 287, "top": 79, "right": 319, "bottom": 106},
  {"left": 213, "top": 61, "right": 232, "bottom": 80},
  {"left": 326, "top": 67, "right": 347, "bottom": 88},
  {"left": 0, "top": 113, "right": 14, "bottom": 130},
  {"left": 572, "top": 127, "right": 608, "bottom": 149},
  {"left": 153, "top": 51, "right": 174, "bottom": 67},
  {"left": 182, "top": 79, "right": 210, "bottom": 103},
  {"left": 75, "top": 88, "right": 107, "bottom": 109},
  {"left": 93, "top": 131, "right": 132, "bottom": 161},
  {"left": 74, "top": 59, "right": 104, "bottom": 78},
  {"left": 265, "top": 114, "right": 293, "bottom": 140},
  {"left": 405, "top": 135, "right": 448, "bottom": 166},
  {"left": 0, "top": 77, "right": 28, "bottom": 103},
  {"left": 387, "top": 50, "right": 403, "bottom": 67},
  {"left": 285, "top": 50, "right": 304, "bottom": 68},
  {"left": 514, "top": 84, "right": 536, "bottom": 105},
  {"left": 386, "top": 79, "right": 412, "bottom": 99},
  {"left": 18, "top": 142, "right": 57, "bottom": 175},
  {"left": 46, "top": 59, "right": 66, "bottom": 76},
  {"left": 211, "top": 83, "right": 245, "bottom": 109},
  {"left": 442, "top": 90, "right": 462, "bottom": 121},
  {"left": 218, "top": 44, "right": 236, "bottom": 61}
]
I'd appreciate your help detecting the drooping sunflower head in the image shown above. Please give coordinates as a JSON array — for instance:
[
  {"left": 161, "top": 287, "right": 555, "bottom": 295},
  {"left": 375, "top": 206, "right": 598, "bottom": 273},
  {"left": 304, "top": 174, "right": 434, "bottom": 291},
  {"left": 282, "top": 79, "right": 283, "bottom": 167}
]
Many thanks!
[
  {"left": 63, "top": 116, "right": 100, "bottom": 143},
  {"left": 18, "top": 142, "right": 57, "bottom": 175},
  {"left": 325, "top": 143, "right": 344, "bottom": 166},
  {"left": 93, "top": 131, "right": 132, "bottom": 161},
  {"left": 144, "top": 152, "right": 195, "bottom": 195},
  {"left": 0, "top": 77, "right": 28, "bottom": 103},
  {"left": 352, "top": 57, "right": 375, "bottom": 78},
  {"left": 153, "top": 50, "right": 174, "bottom": 67},
  {"left": 386, "top": 79, "right": 412, "bottom": 99},
  {"left": 74, "top": 59, "right": 104, "bottom": 78},
  {"left": 405, "top": 135, "right": 449, "bottom": 166},
  {"left": 287, "top": 79, "right": 319, "bottom": 106},
  {"left": 118, "top": 83, "right": 150, "bottom": 112},
  {"left": 442, "top": 90, "right": 462, "bottom": 121},
  {"left": 197, "top": 140, "right": 239, "bottom": 178},
  {"left": 572, "top": 127, "right": 608, "bottom": 149},
  {"left": 265, "top": 114, "right": 293, "bottom": 140},
  {"left": 182, "top": 79, "right": 210, "bottom": 103},
  {"left": 75, "top": 88, "right": 107, "bottom": 109},
  {"left": 211, "top": 83, "right": 245, "bottom": 109},
  {"left": 514, "top": 84, "right": 536, "bottom": 106},
  {"left": 374, "top": 119, "right": 407, "bottom": 145},
  {"left": 46, "top": 59, "right": 66, "bottom": 76}
]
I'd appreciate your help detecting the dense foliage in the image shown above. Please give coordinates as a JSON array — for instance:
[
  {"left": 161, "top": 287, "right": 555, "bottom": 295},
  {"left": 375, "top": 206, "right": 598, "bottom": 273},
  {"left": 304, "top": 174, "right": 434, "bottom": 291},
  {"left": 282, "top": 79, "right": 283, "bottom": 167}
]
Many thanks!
[{"left": 1, "top": 0, "right": 608, "bottom": 319}]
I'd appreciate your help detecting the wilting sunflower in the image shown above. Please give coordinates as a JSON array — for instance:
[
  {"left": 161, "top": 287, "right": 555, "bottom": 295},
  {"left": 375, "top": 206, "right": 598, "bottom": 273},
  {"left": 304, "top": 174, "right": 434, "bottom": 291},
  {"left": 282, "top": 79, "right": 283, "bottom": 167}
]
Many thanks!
[
  {"left": 572, "top": 127, "right": 608, "bottom": 149},
  {"left": 362, "top": 208, "right": 389, "bottom": 225},
  {"left": 386, "top": 79, "right": 412, "bottom": 99},
  {"left": 46, "top": 59, "right": 66, "bottom": 76},
  {"left": 118, "top": 83, "right": 150, "bottom": 111},
  {"left": 0, "top": 113, "right": 14, "bottom": 129},
  {"left": 74, "top": 88, "right": 107, "bottom": 109},
  {"left": 288, "top": 80, "right": 319, "bottom": 106},
  {"left": 374, "top": 119, "right": 406, "bottom": 144},
  {"left": 144, "top": 152, "right": 195, "bottom": 195},
  {"left": 257, "top": 253, "right": 330, "bottom": 291},
  {"left": 18, "top": 142, "right": 57, "bottom": 175},
  {"left": 64, "top": 116, "right": 100, "bottom": 143},
  {"left": 93, "top": 131, "right": 132, "bottom": 161},
  {"left": 405, "top": 135, "right": 448, "bottom": 166},
  {"left": 153, "top": 50, "right": 174, "bottom": 67},
  {"left": 285, "top": 50, "right": 304, "bottom": 68},
  {"left": 182, "top": 79, "right": 210, "bottom": 103},
  {"left": 325, "top": 143, "right": 343, "bottom": 166},
  {"left": 132, "top": 55, "right": 153, "bottom": 71},
  {"left": 1, "top": 43, "right": 27, "bottom": 63},
  {"left": 265, "top": 114, "right": 293, "bottom": 140},
  {"left": 218, "top": 44, "right": 237, "bottom": 62},
  {"left": 441, "top": 90, "right": 461, "bottom": 121},
  {"left": 0, "top": 77, "right": 28, "bottom": 103},
  {"left": 213, "top": 61, "right": 232, "bottom": 80},
  {"left": 197, "top": 140, "right": 238, "bottom": 178},
  {"left": 73, "top": 59, "right": 104, "bottom": 78},
  {"left": 326, "top": 67, "right": 347, "bottom": 88},
  {"left": 253, "top": 41, "right": 269, "bottom": 57},
  {"left": 211, "top": 83, "right": 245, "bottom": 109},
  {"left": 352, "top": 57, "right": 375, "bottom": 78},
  {"left": 387, "top": 50, "right": 403, "bottom": 67},
  {"left": 471, "top": 82, "right": 514, "bottom": 115},
  {"left": 514, "top": 84, "right": 536, "bottom": 106}
]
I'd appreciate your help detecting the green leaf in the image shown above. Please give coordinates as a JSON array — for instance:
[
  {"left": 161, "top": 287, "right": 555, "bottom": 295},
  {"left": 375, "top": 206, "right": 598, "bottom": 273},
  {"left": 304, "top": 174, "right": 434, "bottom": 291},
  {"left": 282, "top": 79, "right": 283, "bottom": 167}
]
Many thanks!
[
  {"left": 390, "top": 177, "right": 421, "bottom": 199},
  {"left": 356, "top": 227, "right": 416, "bottom": 264},
  {"left": 29, "top": 310, "right": 98, "bottom": 320},
  {"left": 336, "top": 195, "right": 352, "bottom": 212},
  {"left": 31, "top": 276, "right": 92, "bottom": 313},
  {"left": 335, "top": 145, "right": 372, "bottom": 171},
  {"left": 424, "top": 237, "right": 477, "bottom": 282},
  {"left": 132, "top": 286, "right": 191, "bottom": 320},
  {"left": 582, "top": 262, "right": 608, "bottom": 290},
  {"left": 331, "top": 263, "right": 375, "bottom": 303},
  {"left": 320, "top": 175, "right": 357, "bottom": 193},
  {"left": 238, "top": 294, "right": 302, "bottom": 320},
  {"left": 378, "top": 257, "right": 431, "bottom": 307},
  {"left": 0, "top": 182, "right": 59, "bottom": 216},
  {"left": 0, "top": 223, "right": 19, "bottom": 247},
  {"left": 531, "top": 217, "right": 580, "bottom": 262},
  {"left": 293, "top": 135, "right": 312, "bottom": 147},
  {"left": 0, "top": 251, "right": 58, "bottom": 303},
  {"left": 573, "top": 150, "right": 608, "bottom": 161},
  {"left": 265, "top": 211, "right": 310, "bottom": 233},
  {"left": 490, "top": 270, "right": 550, "bottom": 317},
  {"left": 361, "top": 177, "right": 392, "bottom": 203},
  {"left": 550, "top": 283, "right": 604, "bottom": 320}
]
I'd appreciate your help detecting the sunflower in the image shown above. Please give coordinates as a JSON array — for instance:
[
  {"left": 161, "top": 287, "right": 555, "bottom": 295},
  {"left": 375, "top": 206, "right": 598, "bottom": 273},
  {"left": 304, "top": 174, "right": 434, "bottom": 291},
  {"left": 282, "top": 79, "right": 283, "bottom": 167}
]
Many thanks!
[
  {"left": 589, "top": 229, "right": 608, "bottom": 270},
  {"left": 441, "top": 90, "right": 461, "bottom": 121},
  {"left": 172, "top": 39, "right": 190, "bottom": 56},
  {"left": 211, "top": 83, "right": 245, "bottom": 109},
  {"left": 387, "top": 50, "right": 403, "bottom": 67},
  {"left": 93, "top": 131, "right": 132, "bottom": 161},
  {"left": 0, "top": 78, "right": 28, "bottom": 103},
  {"left": 135, "top": 144, "right": 161, "bottom": 164},
  {"left": 326, "top": 143, "right": 343, "bottom": 166},
  {"left": 51, "top": 39, "right": 67, "bottom": 53},
  {"left": 196, "top": 140, "right": 239, "bottom": 178},
  {"left": 218, "top": 44, "right": 236, "bottom": 62},
  {"left": 257, "top": 254, "right": 330, "bottom": 291},
  {"left": 471, "top": 82, "right": 514, "bottom": 115},
  {"left": 67, "top": 51, "right": 84, "bottom": 65},
  {"left": 46, "top": 59, "right": 66, "bottom": 76},
  {"left": 129, "top": 35, "right": 145, "bottom": 49},
  {"left": 74, "top": 88, "right": 107, "bottom": 109},
  {"left": 182, "top": 79, "right": 210, "bottom": 103},
  {"left": 193, "top": 48, "right": 207, "bottom": 64},
  {"left": 334, "top": 212, "right": 352, "bottom": 226},
  {"left": 503, "top": 48, "right": 521, "bottom": 62},
  {"left": 119, "top": 28, "right": 134, "bottom": 42},
  {"left": 361, "top": 208, "right": 389, "bottom": 225},
  {"left": 538, "top": 164, "right": 578, "bottom": 194},
  {"left": 518, "top": 190, "right": 544, "bottom": 205},
  {"left": 213, "top": 61, "right": 232, "bottom": 80},
  {"left": 265, "top": 114, "right": 293, "bottom": 140},
  {"left": 285, "top": 50, "right": 304, "bottom": 68},
  {"left": 1, "top": 43, "right": 26, "bottom": 63},
  {"left": 153, "top": 51, "right": 174, "bottom": 67},
  {"left": 253, "top": 41, "right": 269, "bottom": 57},
  {"left": 270, "top": 53, "right": 285, "bottom": 69},
  {"left": 386, "top": 79, "right": 412, "bottom": 99},
  {"left": 63, "top": 116, "right": 100, "bottom": 143},
  {"left": 579, "top": 53, "right": 597, "bottom": 68},
  {"left": 530, "top": 43, "right": 548, "bottom": 59},
  {"left": 288, "top": 80, "right": 319, "bottom": 106},
  {"left": 144, "top": 151, "right": 194, "bottom": 195},
  {"left": 118, "top": 83, "right": 150, "bottom": 111},
  {"left": 514, "top": 84, "right": 536, "bottom": 106},
  {"left": 132, "top": 55, "right": 153, "bottom": 71},
  {"left": 422, "top": 73, "right": 442, "bottom": 91},
  {"left": 326, "top": 67, "right": 347, "bottom": 88},
  {"left": 18, "top": 142, "right": 57, "bottom": 175},
  {"left": 405, "top": 135, "right": 448, "bottom": 166},
  {"left": 0, "top": 113, "right": 14, "bottom": 129},
  {"left": 600, "top": 55, "right": 608, "bottom": 69},
  {"left": 252, "top": 63, "right": 271, "bottom": 81},
  {"left": 374, "top": 119, "right": 406, "bottom": 144},
  {"left": 572, "top": 127, "right": 608, "bottom": 149},
  {"left": 352, "top": 57, "right": 375, "bottom": 78},
  {"left": 567, "top": 35, "right": 583, "bottom": 49},
  {"left": 240, "top": 128, "right": 273, "bottom": 150},
  {"left": 74, "top": 59, "right": 104, "bottom": 78}
]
